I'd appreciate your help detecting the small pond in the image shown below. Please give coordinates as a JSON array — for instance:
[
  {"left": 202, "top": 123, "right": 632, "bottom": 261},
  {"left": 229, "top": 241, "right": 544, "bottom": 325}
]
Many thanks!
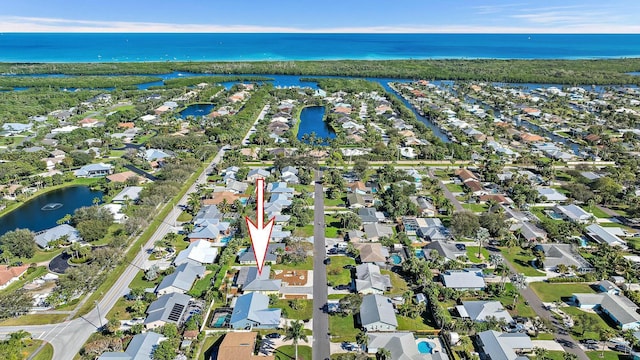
[
  {"left": 179, "top": 103, "right": 215, "bottom": 119},
  {"left": 297, "top": 106, "right": 335, "bottom": 144},
  {"left": 0, "top": 186, "right": 104, "bottom": 236}
]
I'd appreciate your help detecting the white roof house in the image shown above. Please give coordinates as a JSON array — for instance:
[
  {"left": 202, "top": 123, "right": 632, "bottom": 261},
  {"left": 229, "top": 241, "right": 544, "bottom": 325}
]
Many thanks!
[
  {"left": 477, "top": 330, "right": 533, "bottom": 360},
  {"left": 360, "top": 294, "right": 398, "bottom": 332},
  {"left": 355, "top": 263, "right": 391, "bottom": 295},
  {"left": 555, "top": 204, "right": 593, "bottom": 223},
  {"left": 585, "top": 224, "right": 627, "bottom": 248},
  {"left": 456, "top": 301, "right": 513, "bottom": 324},
  {"left": 441, "top": 269, "right": 486, "bottom": 290},
  {"left": 34, "top": 224, "right": 81, "bottom": 248},
  {"left": 367, "top": 332, "right": 449, "bottom": 360},
  {"left": 536, "top": 187, "right": 568, "bottom": 202},
  {"left": 173, "top": 239, "right": 218, "bottom": 266},
  {"left": 112, "top": 186, "right": 143, "bottom": 204}
]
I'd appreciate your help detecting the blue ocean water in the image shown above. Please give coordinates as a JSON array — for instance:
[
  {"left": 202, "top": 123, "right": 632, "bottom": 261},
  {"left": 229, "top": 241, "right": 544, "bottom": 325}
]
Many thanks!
[{"left": 1, "top": 33, "right": 639, "bottom": 62}]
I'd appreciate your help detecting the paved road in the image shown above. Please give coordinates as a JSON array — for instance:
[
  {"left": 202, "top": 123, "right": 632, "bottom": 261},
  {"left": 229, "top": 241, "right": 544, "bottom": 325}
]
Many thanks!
[
  {"left": 312, "top": 170, "right": 330, "bottom": 360},
  {"left": 496, "top": 251, "right": 590, "bottom": 360},
  {"left": 241, "top": 104, "right": 270, "bottom": 145},
  {"left": 0, "top": 147, "right": 229, "bottom": 360},
  {"left": 428, "top": 169, "right": 463, "bottom": 212}
]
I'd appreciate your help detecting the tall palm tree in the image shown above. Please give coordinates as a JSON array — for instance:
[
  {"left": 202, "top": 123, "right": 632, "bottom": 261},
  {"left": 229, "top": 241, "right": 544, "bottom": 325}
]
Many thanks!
[{"left": 283, "top": 320, "right": 308, "bottom": 360}]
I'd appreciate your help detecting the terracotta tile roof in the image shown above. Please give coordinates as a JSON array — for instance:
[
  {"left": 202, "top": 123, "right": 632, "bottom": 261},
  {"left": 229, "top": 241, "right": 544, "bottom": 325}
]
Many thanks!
[
  {"left": 455, "top": 168, "right": 478, "bottom": 182},
  {"left": 0, "top": 264, "right": 29, "bottom": 287},
  {"left": 106, "top": 171, "right": 141, "bottom": 183},
  {"left": 520, "top": 133, "right": 544, "bottom": 142},
  {"left": 118, "top": 122, "right": 135, "bottom": 129},
  {"left": 217, "top": 332, "right": 274, "bottom": 360}
]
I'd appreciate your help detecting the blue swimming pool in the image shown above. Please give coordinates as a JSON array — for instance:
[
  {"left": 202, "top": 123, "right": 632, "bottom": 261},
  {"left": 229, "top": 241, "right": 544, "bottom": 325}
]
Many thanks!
[
  {"left": 221, "top": 235, "right": 232, "bottom": 244},
  {"left": 390, "top": 254, "right": 402, "bottom": 265},
  {"left": 418, "top": 341, "right": 435, "bottom": 354},
  {"left": 415, "top": 249, "right": 425, "bottom": 258}
]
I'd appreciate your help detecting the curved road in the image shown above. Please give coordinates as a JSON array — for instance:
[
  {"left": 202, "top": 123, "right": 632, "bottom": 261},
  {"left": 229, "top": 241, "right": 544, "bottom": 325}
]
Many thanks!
[{"left": 0, "top": 147, "right": 229, "bottom": 360}]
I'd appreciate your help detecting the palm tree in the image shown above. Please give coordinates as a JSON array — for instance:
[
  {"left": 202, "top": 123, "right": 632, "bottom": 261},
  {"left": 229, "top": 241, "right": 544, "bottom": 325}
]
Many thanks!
[
  {"left": 562, "top": 352, "right": 578, "bottom": 360},
  {"left": 356, "top": 330, "right": 368, "bottom": 352},
  {"left": 283, "top": 320, "right": 308, "bottom": 360},
  {"left": 599, "top": 327, "right": 615, "bottom": 358},
  {"left": 376, "top": 348, "right": 392, "bottom": 360}
]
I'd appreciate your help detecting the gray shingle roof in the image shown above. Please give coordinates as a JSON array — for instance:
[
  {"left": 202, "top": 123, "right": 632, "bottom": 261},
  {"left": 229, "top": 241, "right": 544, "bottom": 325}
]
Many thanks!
[
  {"left": 360, "top": 294, "right": 398, "bottom": 328},
  {"left": 441, "top": 269, "right": 486, "bottom": 289},
  {"left": 456, "top": 301, "right": 513, "bottom": 323},
  {"left": 156, "top": 262, "right": 205, "bottom": 294},
  {"left": 230, "top": 292, "right": 281, "bottom": 328},
  {"left": 478, "top": 330, "right": 532, "bottom": 360},
  {"left": 34, "top": 224, "right": 81, "bottom": 248},
  {"left": 144, "top": 292, "right": 191, "bottom": 325},
  {"left": 355, "top": 263, "right": 391, "bottom": 293}
]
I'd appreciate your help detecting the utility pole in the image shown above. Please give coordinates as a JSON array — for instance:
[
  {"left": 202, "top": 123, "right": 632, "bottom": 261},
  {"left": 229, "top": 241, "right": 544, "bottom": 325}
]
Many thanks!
[{"left": 95, "top": 300, "right": 103, "bottom": 329}]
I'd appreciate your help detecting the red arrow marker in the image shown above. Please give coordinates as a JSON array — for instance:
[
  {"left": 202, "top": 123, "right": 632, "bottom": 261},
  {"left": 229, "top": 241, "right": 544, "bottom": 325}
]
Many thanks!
[{"left": 246, "top": 178, "right": 275, "bottom": 275}]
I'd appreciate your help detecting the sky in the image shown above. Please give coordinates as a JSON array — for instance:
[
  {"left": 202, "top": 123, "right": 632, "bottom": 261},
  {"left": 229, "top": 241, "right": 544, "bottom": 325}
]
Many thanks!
[{"left": 1, "top": 0, "right": 639, "bottom": 33}]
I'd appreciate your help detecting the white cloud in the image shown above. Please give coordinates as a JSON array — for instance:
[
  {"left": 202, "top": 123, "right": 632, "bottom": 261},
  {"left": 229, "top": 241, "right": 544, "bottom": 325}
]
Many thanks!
[{"left": 0, "top": 16, "right": 638, "bottom": 33}]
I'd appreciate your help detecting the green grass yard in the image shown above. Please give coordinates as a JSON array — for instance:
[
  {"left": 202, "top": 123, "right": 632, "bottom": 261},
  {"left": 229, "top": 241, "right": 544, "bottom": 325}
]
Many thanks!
[
  {"left": 274, "top": 299, "right": 313, "bottom": 321},
  {"left": 326, "top": 256, "right": 356, "bottom": 286},
  {"left": 500, "top": 247, "right": 545, "bottom": 277},
  {"left": 329, "top": 315, "right": 359, "bottom": 342},
  {"left": 397, "top": 315, "right": 435, "bottom": 331},
  {"left": 529, "top": 282, "right": 595, "bottom": 302},
  {"left": 466, "top": 246, "right": 489, "bottom": 263},
  {"left": 381, "top": 269, "right": 409, "bottom": 295},
  {"left": 274, "top": 345, "right": 312, "bottom": 360},
  {"left": 446, "top": 183, "right": 464, "bottom": 193},
  {"left": 562, "top": 306, "right": 617, "bottom": 340},
  {"left": 273, "top": 256, "right": 314, "bottom": 271}
]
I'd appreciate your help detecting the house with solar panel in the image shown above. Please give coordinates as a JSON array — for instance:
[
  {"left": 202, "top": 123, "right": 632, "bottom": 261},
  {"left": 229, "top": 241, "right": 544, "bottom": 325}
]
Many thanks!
[{"left": 144, "top": 292, "right": 192, "bottom": 329}]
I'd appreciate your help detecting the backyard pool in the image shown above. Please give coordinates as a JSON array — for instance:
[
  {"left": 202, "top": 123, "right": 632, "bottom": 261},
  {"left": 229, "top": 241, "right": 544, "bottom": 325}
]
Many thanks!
[
  {"left": 390, "top": 254, "right": 402, "bottom": 265},
  {"left": 415, "top": 249, "right": 425, "bottom": 258},
  {"left": 418, "top": 341, "right": 435, "bottom": 354}
]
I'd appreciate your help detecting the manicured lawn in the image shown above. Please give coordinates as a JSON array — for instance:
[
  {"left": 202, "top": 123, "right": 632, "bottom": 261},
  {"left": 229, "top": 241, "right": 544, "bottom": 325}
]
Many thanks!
[
  {"left": 32, "top": 342, "right": 54, "bottom": 360},
  {"left": 500, "top": 247, "right": 545, "bottom": 277},
  {"left": 326, "top": 256, "right": 356, "bottom": 286},
  {"left": 273, "top": 257, "right": 314, "bottom": 271},
  {"left": 461, "top": 203, "right": 488, "bottom": 213},
  {"left": 585, "top": 351, "right": 624, "bottom": 360},
  {"left": 493, "top": 283, "right": 537, "bottom": 318},
  {"left": 562, "top": 306, "right": 616, "bottom": 340},
  {"left": 529, "top": 282, "right": 595, "bottom": 302},
  {"left": 189, "top": 271, "right": 215, "bottom": 298},
  {"left": 298, "top": 225, "right": 314, "bottom": 237},
  {"left": 397, "top": 315, "right": 435, "bottom": 331},
  {"left": 325, "top": 197, "right": 346, "bottom": 207},
  {"left": 293, "top": 184, "right": 314, "bottom": 193},
  {"left": 129, "top": 270, "right": 159, "bottom": 290},
  {"left": 107, "top": 297, "right": 135, "bottom": 320},
  {"left": 543, "top": 350, "right": 566, "bottom": 360},
  {"left": 274, "top": 299, "right": 313, "bottom": 321},
  {"left": 325, "top": 214, "right": 342, "bottom": 237},
  {"left": 0, "top": 314, "right": 68, "bottom": 326},
  {"left": 18, "top": 248, "right": 63, "bottom": 264},
  {"left": 329, "top": 315, "right": 359, "bottom": 342},
  {"left": 446, "top": 183, "right": 464, "bottom": 193},
  {"left": 177, "top": 211, "right": 193, "bottom": 222},
  {"left": 586, "top": 206, "right": 612, "bottom": 219},
  {"left": 381, "top": 269, "right": 409, "bottom": 295},
  {"left": 274, "top": 345, "right": 312, "bottom": 360},
  {"left": 466, "top": 246, "right": 489, "bottom": 263},
  {"left": 198, "top": 334, "right": 223, "bottom": 360}
]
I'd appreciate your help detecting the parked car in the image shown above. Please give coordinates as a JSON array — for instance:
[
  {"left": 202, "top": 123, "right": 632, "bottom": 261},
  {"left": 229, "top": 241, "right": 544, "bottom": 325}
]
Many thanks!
[
  {"left": 266, "top": 333, "right": 281, "bottom": 339},
  {"left": 455, "top": 244, "right": 466, "bottom": 251}
]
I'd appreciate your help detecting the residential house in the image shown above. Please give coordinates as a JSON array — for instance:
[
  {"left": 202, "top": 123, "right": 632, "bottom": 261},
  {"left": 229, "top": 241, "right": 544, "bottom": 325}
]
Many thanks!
[
  {"left": 358, "top": 208, "right": 385, "bottom": 224},
  {"left": 173, "top": 239, "right": 218, "bottom": 266},
  {"left": 247, "top": 169, "right": 271, "bottom": 183},
  {"left": 103, "top": 204, "right": 127, "bottom": 223},
  {"left": 34, "top": 224, "right": 81, "bottom": 248},
  {"left": 423, "top": 241, "right": 466, "bottom": 262},
  {"left": 106, "top": 171, "right": 143, "bottom": 184},
  {"left": 144, "top": 149, "right": 173, "bottom": 162},
  {"left": 454, "top": 168, "right": 479, "bottom": 183},
  {"left": 410, "top": 196, "right": 436, "bottom": 217},
  {"left": 510, "top": 221, "right": 547, "bottom": 242},
  {"left": 596, "top": 280, "right": 622, "bottom": 295},
  {"left": 73, "top": 163, "right": 113, "bottom": 178},
  {"left": 359, "top": 294, "right": 398, "bottom": 331},
  {"left": 217, "top": 332, "right": 274, "bottom": 360},
  {"left": 355, "top": 243, "right": 389, "bottom": 265},
  {"left": 363, "top": 223, "right": 394, "bottom": 242},
  {"left": 346, "top": 230, "right": 365, "bottom": 243},
  {"left": 537, "top": 187, "right": 568, "bottom": 202},
  {"left": 456, "top": 301, "right": 513, "bottom": 324},
  {"left": 1, "top": 122, "right": 33, "bottom": 135},
  {"left": 367, "top": 332, "right": 449, "bottom": 360},
  {"left": 464, "top": 180, "right": 487, "bottom": 196},
  {"left": 144, "top": 292, "right": 192, "bottom": 329},
  {"left": 347, "top": 193, "right": 367, "bottom": 209},
  {"left": 533, "top": 244, "right": 593, "bottom": 272},
  {"left": 573, "top": 293, "right": 640, "bottom": 330},
  {"left": 229, "top": 292, "right": 281, "bottom": 329},
  {"left": 112, "top": 186, "right": 143, "bottom": 204},
  {"left": 441, "top": 269, "right": 486, "bottom": 290},
  {"left": 235, "top": 266, "right": 281, "bottom": 294},
  {"left": 187, "top": 219, "right": 231, "bottom": 243},
  {"left": 79, "top": 118, "right": 100, "bottom": 128},
  {"left": 239, "top": 244, "right": 285, "bottom": 265},
  {"left": 415, "top": 218, "right": 449, "bottom": 241},
  {"left": 477, "top": 330, "right": 533, "bottom": 360},
  {"left": 0, "top": 265, "right": 29, "bottom": 290},
  {"left": 585, "top": 224, "right": 628, "bottom": 248},
  {"left": 348, "top": 181, "right": 371, "bottom": 194},
  {"left": 554, "top": 204, "right": 593, "bottom": 223},
  {"left": 354, "top": 263, "right": 391, "bottom": 295},
  {"left": 97, "top": 332, "right": 165, "bottom": 360},
  {"left": 155, "top": 262, "right": 205, "bottom": 295}
]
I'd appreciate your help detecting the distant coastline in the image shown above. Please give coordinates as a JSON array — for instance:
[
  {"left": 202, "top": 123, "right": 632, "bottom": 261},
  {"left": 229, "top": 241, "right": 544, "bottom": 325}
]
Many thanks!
[{"left": 1, "top": 33, "right": 640, "bottom": 63}]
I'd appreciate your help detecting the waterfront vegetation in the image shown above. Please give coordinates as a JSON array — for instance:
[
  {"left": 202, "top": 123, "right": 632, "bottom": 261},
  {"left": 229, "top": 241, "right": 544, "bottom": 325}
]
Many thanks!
[
  {"left": 2, "top": 58, "right": 640, "bottom": 84},
  {"left": 0, "top": 76, "right": 161, "bottom": 89}
]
